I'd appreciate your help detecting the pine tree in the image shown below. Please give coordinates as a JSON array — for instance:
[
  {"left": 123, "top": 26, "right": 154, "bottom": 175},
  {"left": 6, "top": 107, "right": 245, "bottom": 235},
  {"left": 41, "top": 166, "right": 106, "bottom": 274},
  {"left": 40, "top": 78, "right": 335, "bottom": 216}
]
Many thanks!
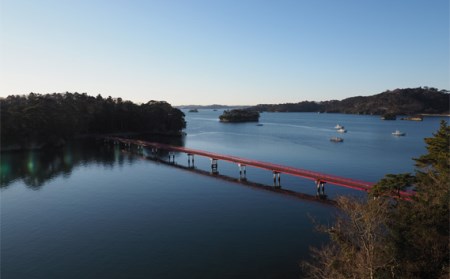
[
  {"left": 393, "top": 120, "right": 449, "bottom": 278},
  {"left": 302, "top": 121, "right": 450, "bottom": 278},
  {"left": 414, "top": 120, "right": 450, "bottom": 188}
]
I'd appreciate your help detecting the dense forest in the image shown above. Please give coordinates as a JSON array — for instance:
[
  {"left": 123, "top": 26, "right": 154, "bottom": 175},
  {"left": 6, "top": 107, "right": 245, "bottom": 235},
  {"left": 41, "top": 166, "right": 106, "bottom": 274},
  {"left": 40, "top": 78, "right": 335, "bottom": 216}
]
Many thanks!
[
  {"left": 1, "top": 92, "right": 186, "bottom": 150},
  {"left": 253, "top": 87, "right": 449, "bottom": 115},
  {"left": 219, "top": 109, "right": 260, "bottom": 122},
  {"left": 302, "top": 121, "right": 450, "bottom": 279}
]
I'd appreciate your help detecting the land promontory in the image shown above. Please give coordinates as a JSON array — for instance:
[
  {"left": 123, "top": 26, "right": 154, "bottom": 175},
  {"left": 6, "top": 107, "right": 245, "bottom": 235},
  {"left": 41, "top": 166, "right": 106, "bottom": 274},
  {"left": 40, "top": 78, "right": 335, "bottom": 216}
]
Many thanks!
[
  {"left": 251, "top": 87, "right": 449, "bottom": 115},
  {"left": 1, "top": 92, "right": 186, "bottom": 151}
]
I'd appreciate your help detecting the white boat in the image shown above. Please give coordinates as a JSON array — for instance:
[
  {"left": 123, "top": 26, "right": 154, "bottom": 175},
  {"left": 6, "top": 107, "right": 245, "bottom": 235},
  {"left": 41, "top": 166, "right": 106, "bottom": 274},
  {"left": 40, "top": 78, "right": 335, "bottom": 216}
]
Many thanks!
[
  {"left": 392, "top": 130, "right": 406, "bottom": 136},
  {"left": 337, "top": 128, "right": 347, "bottom": 133},
  {"left": 334, "top": 124, "right": 344, "bottom": 129},
  {"left": 330, "top": 137, "right": 344, "bottom": 142}
]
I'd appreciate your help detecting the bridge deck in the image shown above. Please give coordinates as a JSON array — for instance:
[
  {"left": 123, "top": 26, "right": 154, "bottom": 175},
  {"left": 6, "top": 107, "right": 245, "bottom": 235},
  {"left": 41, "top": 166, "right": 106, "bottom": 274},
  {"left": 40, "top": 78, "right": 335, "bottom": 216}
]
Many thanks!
[{"left": 108, "top": 137, "right": 379, "bottom": 192}]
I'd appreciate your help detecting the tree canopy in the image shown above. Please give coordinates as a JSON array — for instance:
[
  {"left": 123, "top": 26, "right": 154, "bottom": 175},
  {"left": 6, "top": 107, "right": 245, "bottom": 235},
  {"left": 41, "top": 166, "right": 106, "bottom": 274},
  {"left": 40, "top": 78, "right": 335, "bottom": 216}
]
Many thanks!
[
  {"left": 219, "top": 109, "right": 260, "bottom": 122},
  {"left": 414, "top": 120, "right": 450, "bottom": 183},
  {"left": 1, "top": 92, "right": 186, "bottom": 150},
  {"left": 252, "top": 87, "right": 449, "bottom": 115},
  {"left": 303, "top": 121, "right": 450, "bottom": 279}
]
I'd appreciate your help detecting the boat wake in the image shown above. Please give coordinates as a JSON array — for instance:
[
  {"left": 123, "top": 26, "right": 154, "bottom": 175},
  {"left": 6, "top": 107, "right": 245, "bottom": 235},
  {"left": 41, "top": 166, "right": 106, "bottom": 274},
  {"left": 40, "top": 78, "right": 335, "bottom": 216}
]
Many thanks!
[{"left": 262, "top": 122, "right": 333, "bottom": 132}]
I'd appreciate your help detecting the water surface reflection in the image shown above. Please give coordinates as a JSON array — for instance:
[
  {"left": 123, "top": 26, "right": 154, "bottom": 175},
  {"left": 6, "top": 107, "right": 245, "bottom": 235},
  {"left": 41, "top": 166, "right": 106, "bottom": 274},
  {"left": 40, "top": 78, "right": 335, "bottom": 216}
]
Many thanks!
[{"left": 1, "top": 135, "right": 186, "bottom": 190}]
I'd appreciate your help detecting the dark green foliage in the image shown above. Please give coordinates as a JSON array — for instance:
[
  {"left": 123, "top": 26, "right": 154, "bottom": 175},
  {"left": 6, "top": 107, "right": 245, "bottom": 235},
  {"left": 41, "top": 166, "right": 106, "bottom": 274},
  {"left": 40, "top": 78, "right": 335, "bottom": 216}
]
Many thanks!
[
  {"left": 414, "top": 120, "right": 450, "bottom": 183},
  {"left": 392, "top": 120, "right": 450, "bottom": 279},
  {"left": 392, "top": 188, "right": 449, "bottom": 278},
  {"left": 371, "top": 173, "right": 415, "bottom": 198},
  {"left": 303, "top": 121, "right": 450, "bottom": 279},
  {"left": 253, "top": 101, "right": 320, "bottom": 112},
  {"left": 381, "top": 113, "right": 397, "bottom": 120},
  {"left": 0, "top": 92, "right": 186, "bottom": 150},
  {"left": 252, "top": 87, "right": 449, "bottom": 115},
  {"left": 377, "top": 122, "right": 449, "bottom": 278},
  {"left": 219, "top": 109, "right": 260, "bottom": 122}
]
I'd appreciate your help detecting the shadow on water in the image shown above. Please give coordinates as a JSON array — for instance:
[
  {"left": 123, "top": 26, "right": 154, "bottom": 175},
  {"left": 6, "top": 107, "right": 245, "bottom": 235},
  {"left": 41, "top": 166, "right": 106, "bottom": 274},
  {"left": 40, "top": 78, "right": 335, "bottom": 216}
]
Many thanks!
[
  {"left": 124, "top": 147, "right": 336, "bottom": 207},
  {"left": 1, "top": 139, "right": 133, "bottom": 190},
  {"left": 1, "top": 134, "right": 184, "bottom": 190},
  {"left": 1, "top": 136, "right": 335, "bottom": 206}
]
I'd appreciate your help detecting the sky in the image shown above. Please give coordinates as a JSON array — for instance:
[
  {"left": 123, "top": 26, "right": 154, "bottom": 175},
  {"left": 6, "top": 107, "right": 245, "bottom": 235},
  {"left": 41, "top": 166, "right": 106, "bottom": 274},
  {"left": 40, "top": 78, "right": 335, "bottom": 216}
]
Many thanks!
[{"left": 0, "top": 0, "right": 448, "bottom": 105}]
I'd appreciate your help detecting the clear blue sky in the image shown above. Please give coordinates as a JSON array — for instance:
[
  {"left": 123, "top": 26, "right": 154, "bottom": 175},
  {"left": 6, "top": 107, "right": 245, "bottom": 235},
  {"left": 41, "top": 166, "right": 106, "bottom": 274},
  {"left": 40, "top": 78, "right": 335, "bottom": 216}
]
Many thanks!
[{"left": 0, "top": 0, "right": 448, "bottom": 105}]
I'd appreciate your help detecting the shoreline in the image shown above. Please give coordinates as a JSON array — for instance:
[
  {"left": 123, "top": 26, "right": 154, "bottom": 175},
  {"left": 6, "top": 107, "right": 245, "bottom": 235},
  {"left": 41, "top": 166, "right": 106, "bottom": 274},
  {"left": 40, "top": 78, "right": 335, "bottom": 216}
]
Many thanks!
[
  {"left": 0, "top": 130, "right": 185, "bottom": 153},
  {"left": 419, "top": 113, "right": 450, "bottom": 117},
  {"left": 255, "top": 111, "right": 450, "bottom": 117}
]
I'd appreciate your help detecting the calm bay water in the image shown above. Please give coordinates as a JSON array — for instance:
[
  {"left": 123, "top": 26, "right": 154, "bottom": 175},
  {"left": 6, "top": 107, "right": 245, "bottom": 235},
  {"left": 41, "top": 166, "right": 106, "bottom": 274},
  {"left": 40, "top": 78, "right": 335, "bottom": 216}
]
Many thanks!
[{"left": 1, "top": 112, "right": 448, "bottom": 278}]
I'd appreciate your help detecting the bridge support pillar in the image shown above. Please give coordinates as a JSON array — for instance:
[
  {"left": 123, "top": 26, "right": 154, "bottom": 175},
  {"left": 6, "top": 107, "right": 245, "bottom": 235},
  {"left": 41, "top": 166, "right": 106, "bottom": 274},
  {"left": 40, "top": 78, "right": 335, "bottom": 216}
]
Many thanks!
[
  {"left": 136, "top": 145, "right": 144, "bottom": 155},
  {"left": 238, "top": 164, "right": 247, "bottom": 180},
  {"left": 168, "top": 152, "right": 175, "bottom": 164},
  {"left": 273, "top": 171, "right": 281, "bottom": 188},
  {"left": 316, "top": 180, "right": 326, "bottom": 197},
  {"left": 188, "top": 154, "right": 195, "bottom": 168},
  {"left": 211, "top": 159, "right": 218, "bottom": 174},
  {"left": 151, "top": 147, "right": 158, "bottom": 159}
]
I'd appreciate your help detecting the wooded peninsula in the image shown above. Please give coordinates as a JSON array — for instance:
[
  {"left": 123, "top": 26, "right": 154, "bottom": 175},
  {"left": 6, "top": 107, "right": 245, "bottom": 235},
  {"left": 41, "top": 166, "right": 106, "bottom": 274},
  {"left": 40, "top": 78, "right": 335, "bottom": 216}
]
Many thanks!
[
  {"left": 1, "top": 92, "right": 186, "bottom": 151},
  {"left": 252, "top": 87, "right": 449, "bottom": 115}
]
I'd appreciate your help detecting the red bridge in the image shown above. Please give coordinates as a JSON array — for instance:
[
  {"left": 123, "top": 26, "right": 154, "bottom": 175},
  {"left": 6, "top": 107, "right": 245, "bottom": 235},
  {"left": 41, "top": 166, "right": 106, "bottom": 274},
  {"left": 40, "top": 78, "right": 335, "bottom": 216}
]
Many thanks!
[{"left": 106, "top": 137, "right": 412, "bottom": 198}]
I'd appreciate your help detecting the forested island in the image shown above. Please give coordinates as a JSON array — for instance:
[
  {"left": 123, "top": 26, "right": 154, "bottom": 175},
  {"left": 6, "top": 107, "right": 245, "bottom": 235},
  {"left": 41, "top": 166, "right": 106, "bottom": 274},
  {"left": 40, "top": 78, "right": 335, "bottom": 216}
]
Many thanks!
[
  {"left": 1, "top": 92, "right": 186, "bottom": 151},
  {"left": 252, "top": 87, "right": 449, "bottom": 115},
  {"left": 219, "top": 109, "right": 260, "bottom": 122}
]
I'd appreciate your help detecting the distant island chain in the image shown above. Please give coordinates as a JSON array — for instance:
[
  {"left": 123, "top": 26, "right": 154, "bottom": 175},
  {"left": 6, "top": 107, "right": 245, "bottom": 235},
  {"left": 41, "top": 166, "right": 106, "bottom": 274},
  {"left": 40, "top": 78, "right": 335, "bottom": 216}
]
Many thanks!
[
  {"left": 1, "top": 87, "right": 448, "bottom": 150},
  {"left": 180, "top": 87, "right": 449, "bottom": 116}
]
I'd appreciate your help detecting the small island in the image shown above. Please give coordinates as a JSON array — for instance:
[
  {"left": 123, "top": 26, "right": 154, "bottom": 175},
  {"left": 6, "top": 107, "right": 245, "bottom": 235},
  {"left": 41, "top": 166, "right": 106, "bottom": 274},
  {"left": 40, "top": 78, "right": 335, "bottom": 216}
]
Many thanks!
[
  {"left": 188, "top": 109, "right": 199, "bottom": 113},
  {"left": 381, "top": 113, "right": 396, "bottom": 120},
  {"left": 219, "top": 109, "right": 260, "bottom": 122}
]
